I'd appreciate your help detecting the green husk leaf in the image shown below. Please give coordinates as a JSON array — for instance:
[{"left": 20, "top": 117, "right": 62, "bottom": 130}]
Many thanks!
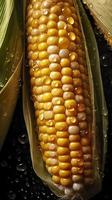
[
  {"left": 23, "top": 0, "right": 108, "bottom": 199},
  {"left": 82, "top": 0, "right": 112, "bottom": 46},
  {"left": 0, "top": 0, "right": 23, "bottom": 149}
]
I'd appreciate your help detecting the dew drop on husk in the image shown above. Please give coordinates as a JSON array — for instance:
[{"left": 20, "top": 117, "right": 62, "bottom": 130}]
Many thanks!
[
  {"left": 8, "top": 191, "right": 16, "bottom": 200},
  {"left": 18, "top": 134, "right": 28, "bottom": 144},
  {"left": 16, "top": 163, "right": 27, "bottom": 172}
]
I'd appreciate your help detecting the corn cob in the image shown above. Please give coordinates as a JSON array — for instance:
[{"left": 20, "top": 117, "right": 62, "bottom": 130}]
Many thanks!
[{"left": 26, "top": 0, "right": 93, "bottom": 195}]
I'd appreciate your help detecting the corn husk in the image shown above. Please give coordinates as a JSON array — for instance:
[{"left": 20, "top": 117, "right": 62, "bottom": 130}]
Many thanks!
[
  {"left": 23, "top": 0, "right": 108, "bottom": 199},
  {"left": 0, "top": 0, "right": 24, "bottom": 150},
  {"left": 83, "top": 0, "right": 112, "bottom": 46}
]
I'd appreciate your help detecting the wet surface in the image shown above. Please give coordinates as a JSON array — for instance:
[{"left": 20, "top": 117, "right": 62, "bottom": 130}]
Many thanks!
[{"left": 0, "top": 11, "right": 112, "bottom": 200}]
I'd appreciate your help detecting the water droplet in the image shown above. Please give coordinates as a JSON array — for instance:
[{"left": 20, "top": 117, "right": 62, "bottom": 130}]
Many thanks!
[
  {"left": 8, "top": 191, "right": 16, "bottom": 200},
  {"left": 0, "top": 160, "right": 8, "bottom": 168},
  {"left": 0, "top": 81, "right": 4, "bottom": 89},
  {"left": 18, "top": 79, "right": 23, "bottom": 87},
  {"left": 16, "top": 163, "right": 27, "bottom": 172},
  {"left": 18, "top": 134, "right": 28, "bottom": 145}
]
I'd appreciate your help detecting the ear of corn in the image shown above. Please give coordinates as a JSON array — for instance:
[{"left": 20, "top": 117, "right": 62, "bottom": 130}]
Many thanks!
[
  {"left": 0, "top": 0, "right": 24, "bottom": 150},
  {"left": 24, "top": 0, "right": 108, "bottom": 199},
  {"left": 83, "top": 0, "right": 112, "bottom": 46}
]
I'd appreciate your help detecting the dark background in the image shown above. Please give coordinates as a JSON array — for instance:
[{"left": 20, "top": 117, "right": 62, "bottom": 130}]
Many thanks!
[{"left": 0, "top": 10, "right": 112, "bottom": 200}]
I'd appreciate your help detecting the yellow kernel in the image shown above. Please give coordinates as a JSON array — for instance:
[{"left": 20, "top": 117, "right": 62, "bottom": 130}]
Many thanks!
[
  {"left": 63, "top": 92, "right": 75, "bottom": 100},
  {"left": 66, "top": 116, "right": 77, "bottom": 125},
  {"left": 68, "top": 32, "right": 76, "bottom": 41},
  {"left": 52, "top": 176, "right": 60, "bottom": 184},
  {"left": 69, "top": 135, "right": 80, "bottom": 142},
  {"left": 46, "top": 120, "right": 55, "bottom": 127},
  {"left": 58, "top": 29, "right": 68, "bottom": 37},
  {"left": 58, "top": 155, "right": 70, "bottom": 162},
  {"left": 60, "top": 58, "right": 70, "bottom": 67},
  {"left": 61, "top": 67, "right": 72, "bottom": 76},
  {"left": 57, "top": 138, "right": 69, "bottom": 147},
  {"left": 52, "top": 88, "right": 63, "bottom": 97},
  {"left": 50, "top": 71, "right": 61, "bottom": 80},
  {"left": 50, "top": 5, "right": 61, "bottom": 14},
  {"left": 39, "top": 51, "right": 48, "bottom": 59},
  {"left": 31, "top": 51, "right": 38, "bottom": 60},
  {"left": 69, "top": 142, "right": 81, "bottom": 151},
  {"left": 60, "top": 178, "right": 72, "bottom": 186},
  {"left": 57, "top": 131, "right": 68, "bottom": 138},
  {"left": 59, "top": 37, "right": 69, "bottom": 49},
  {"left": 35, "top": 78, "right": 43, "bottom": 86},
  {"left": 70, "top": 52, "right": 78, "bottom": 61},
  {"left": 66, "top": 108, "right": 77, "bottom": 116},
  {"left": 57, "top": 147, "right": 69, "bottom": 155},
  {"left": 73, "top": 70, "right": 81, "bottom": 78},
  {"left": 48, "top": 135, "right": 56, "bottom": 142},
  {"left": 41, "top": 0, "right": 52, "bottom": 9},
  {"left": 43, "top": 77, "right": 51, "bottom": 85},
  {"left": 49, "top": 54, "right": 60, "bottom": 63},
  {"left": 59, "top": 162, "right": 71, "bottom": 170},
  {"left": 59, "top": 49, "right": 69, "bottom": 58},
  {"left": 61, "top": 76, "right": 72, "bottom": 84},
  {"left": 39, "top": 59, "right": 50, "bottom": 68},
  {"left": 49, "top": 13, "right": 58, "bottom": 22},
  {"left": 47, "top": 20, "right": 57, "bottom": 28},
  {"left": 70, "top": 151, "right": 83, "bottom": 158},
  {"left": 71, "top": 159, "right": 84, "bottom": 167},
  {"left": 34, "top": 69, "right": 41, "bottom": 78},
  {"left": 28, "top": 35, "right": 38, "bottom": 44},
  {"left": 47, "top": 28, "right": 58, "bottom": 36},
  {"left": 33, "top": 86, "right": 42, "bottom": 95},
  {"left": 72, "top": 175, "right": 83, "bottom": 182},
  {"left": 53, "top": 105, "right": 65, "bottom": 114},
  {"left": 59, "top": 170, "right": 71, "bottom": 178},
  {"left": 42, "top": 93, "right": 52, "bottom": 102},
  {"left": 39, "top": 34, "right": 47, "bottom": 42},
  {"left": 40, "top": 134, "right": 48, "bottom": 142},
  {"left": 30, "top": 77, "right": 35, "bottom": 86},
  {"left": 51, "top": 166, "right": 59, "bottom": 175},
  {"left": 46, "top": 158, "right": 58, "bottom": 166},
  {"left": 54, "top": 114, "right": 66, "bottom": 122},
  {"left": 31, "top": 19, "right": 38, "bottom": 28},
  {"left": 66, "top": 24, "right": 73, "bottom": 32},
  {"left": 65, "top": 99, "right": 77, "bottom": 109},
  {"left": 47, "top": 45, "right": 59, "bottom": 54},
  {"left": 55, "top": 122, "right": 67, "bottom": 131},
  {"left": 62, "top": 84, "right": 74, "bottom": 92},
  {"left": 41, "top": 68, "right": 50, "bottom": 76},
  {"left": 38, "top": 42, "right": 47, "bottom": 51},
  {"left": 72, "top": 167, "right": 83, "bottom": 175},
  {"left": 47, "top": 127, "right": 56, "bottom": 135},
  {"left": 58, "top": 21, "right": 67, "bottom": 29},
  {"left": 44, "top": 111, "right": 54, "bottom": 120},
  {"left": 67, "top": 17, "right": 74, "bottom": 24},
  {"left": 39, "top": 125, "right": 47, "bottom": 133},
  {"left": 39, "top": 15, "right": 48, "bottom": 24},
  {"left": 73, "top": 78, "right": 82, "bottom": 86},
  {"left": 62, "top": 7, "right": 72, "bottom": 16},
  {"left": 52, "top": 97, "right": 64, "bottom": 105},
  {"left": 47, "top": 36, "right": 58, "bottom": 45},
  {"left": 51, "top": 80, "right": 62, "bottom": 88},
  {"left": 43, "top": 102, "right": 52, "bottom": 110},
  {"left": 69, "top": 42, "right": 77, "bottom": 51}
]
